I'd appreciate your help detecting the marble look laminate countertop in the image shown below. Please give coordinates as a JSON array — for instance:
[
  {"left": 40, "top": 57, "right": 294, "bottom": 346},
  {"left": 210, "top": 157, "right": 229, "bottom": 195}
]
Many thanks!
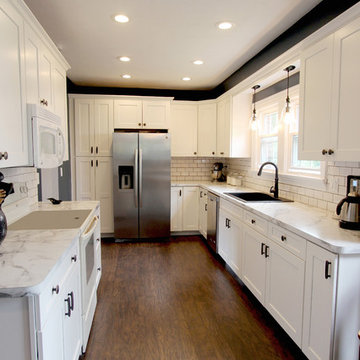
[
  {"left": 0, "top": 201, "right": 99, "bottom": 296},
  {"left": 172, "top": 181, "right": 360, "bottom": 255}
]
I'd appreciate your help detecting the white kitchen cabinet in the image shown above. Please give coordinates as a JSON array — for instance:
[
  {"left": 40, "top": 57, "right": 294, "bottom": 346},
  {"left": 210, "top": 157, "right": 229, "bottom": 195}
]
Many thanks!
[
  {"left": 242, "top": 213, "right": 305, "bottom": 347},
  {"left": 218, "top": 206, "right": 242, "bottom": 278},
  {"left": 197, "top": 103, "right": 217, "bottom": 157},
  {"left": 302, "top": 242, "right": 338, "bottom": 360},
  {"left": 142, "top": 100, "right": 170, "bottom": 129},
  {"left": 76, "top": 157, "right": 114, "bottom": 233},
  {"left": 75, "top": 98, "right": 114, "bottom": 157},
  {"left": 114, "top": 99, "right": 170, "bottom": 129},
  {"left": 170, "top": 186, "right": 199, "bottom": 231},
  {"left": 170, "top": 103, "right": 198, "bottom": 156},
  {"left": 24, "top": 22, "right": 70, "bottom": 160},
  {"left": 299, "top": 16, "right": 360, "bottom": 161},
  {"left": 171, "top": 187, "right": 183, "bottom": 231},
  {"left": 198, "top": 189, "right": 207, "bottom": 237},
  {"left": 0, "top": 0, "right": 28, "bottom": 168},
  {"left": 216, "top": 97, "right": 231, "bottom": 157}
]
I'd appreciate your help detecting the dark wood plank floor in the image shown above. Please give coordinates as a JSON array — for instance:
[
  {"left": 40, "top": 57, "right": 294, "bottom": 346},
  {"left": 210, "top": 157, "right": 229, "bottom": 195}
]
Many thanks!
[{"left": 83, "top": 236, "right": 307, "bottom": 360}]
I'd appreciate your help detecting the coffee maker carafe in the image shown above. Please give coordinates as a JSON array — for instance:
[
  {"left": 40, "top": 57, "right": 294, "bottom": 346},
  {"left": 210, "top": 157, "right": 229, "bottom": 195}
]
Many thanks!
[{"left": 336, "top": 175, "right": 360, "bottom": 230}]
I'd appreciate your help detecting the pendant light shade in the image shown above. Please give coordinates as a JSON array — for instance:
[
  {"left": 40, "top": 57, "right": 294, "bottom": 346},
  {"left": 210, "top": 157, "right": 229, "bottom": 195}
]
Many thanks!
[
  {"left": 250, "top": 85, "right": 260, "bottom": 131},
  {"left": 281, "top": 65, "right": 296, "bottom": 125}
]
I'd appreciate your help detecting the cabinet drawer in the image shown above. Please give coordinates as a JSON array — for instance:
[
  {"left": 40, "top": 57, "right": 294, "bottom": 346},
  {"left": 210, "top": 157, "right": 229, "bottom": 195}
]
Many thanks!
[
  {"left": 243, "top": 211, "right": 268, "bottom": 236},
  {"left": 36, "top": 240, "right": 79, "bottom": 330},
  {"left": 220, "top": 198, "right": 243, "bottom": 222},
  {"left": 268, "top": 223, "right": 306, "bottom": 260}
]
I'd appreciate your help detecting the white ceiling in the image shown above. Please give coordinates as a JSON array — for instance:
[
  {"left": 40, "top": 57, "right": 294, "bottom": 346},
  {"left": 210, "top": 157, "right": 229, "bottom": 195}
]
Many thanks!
[{"left": 24, "top": 0, "right": 322, "bottom": 90}]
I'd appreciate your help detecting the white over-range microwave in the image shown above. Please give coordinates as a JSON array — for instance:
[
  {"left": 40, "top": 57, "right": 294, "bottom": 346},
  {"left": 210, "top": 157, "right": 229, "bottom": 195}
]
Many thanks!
[{"left": 27, "top": 104, "right": 65, "bottom": 168}]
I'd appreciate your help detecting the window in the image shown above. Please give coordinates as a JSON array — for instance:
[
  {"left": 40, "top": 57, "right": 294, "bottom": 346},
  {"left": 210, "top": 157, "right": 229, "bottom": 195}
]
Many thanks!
[{"left": 252, "top": 86, "right": 323, "bottom": 178}]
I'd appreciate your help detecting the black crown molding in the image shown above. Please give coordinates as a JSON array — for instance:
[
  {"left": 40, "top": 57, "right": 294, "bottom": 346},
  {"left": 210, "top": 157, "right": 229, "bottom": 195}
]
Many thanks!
[{"left": 67, "top": 0, "right": 358, "bottom": 101}]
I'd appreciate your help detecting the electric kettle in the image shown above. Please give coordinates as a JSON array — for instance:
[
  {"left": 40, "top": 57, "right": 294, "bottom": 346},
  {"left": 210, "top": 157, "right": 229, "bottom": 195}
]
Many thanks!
[{"left": 336, "top": 175, "right": 360, "bottom": 230}]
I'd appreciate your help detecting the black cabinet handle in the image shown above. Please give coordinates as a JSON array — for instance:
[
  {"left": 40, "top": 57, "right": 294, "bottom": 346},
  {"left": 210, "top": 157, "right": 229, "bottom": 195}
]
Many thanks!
[
  {"left": 65, "top": 297, "right": 71, "bottom": 317},
  {"left": 265, "top": 245, "right": 270, "bottom": 258},
  {"left": 228, "top": 219, "right": 231, "bottom": 228},
  {"left": 68, "top": 291, "right": 74, "bottom": 311},
  {"left": 281, "top": 235, "right": 286, "bottom": 242},
  {"left": 91, "top": 146, "right": 94, "bottom": 154},
  {"left": 96, "top": 159, "right": 98, "bottom": 167},
  {"left": 261, "top": 243, "right": 265, "bottom": 255},
  {"left": 251, "top": 219, "right": 256, "bottom": 224},
  {"left": 179, "top": 189, "right": 182, "bottom": 196},
  {"left": 328, "top": 149, "right": 334, "bottom": 155},
  {"left": 91, "top": 160, "right": 94, "bottom": 167},
  {"left": 97, "top": 267, "right": 101, "bottom": 271},
  {"left": 71, "top": 255, "right": 77, "bottom": 262},
  {"left": 205, "top": 204, "right": 207, "bottom": 211},
  {"left": 322, "top": 149, "right": 328, "bottom": 155},
  {"left": 96, "top": 146, "right": 98, "bottom": 154},
  {"left": 52, "top": 285, "right": 59, "bottom": 294},
  {"left": 325, "top": 261, "right": 332, "bottom": 279}
]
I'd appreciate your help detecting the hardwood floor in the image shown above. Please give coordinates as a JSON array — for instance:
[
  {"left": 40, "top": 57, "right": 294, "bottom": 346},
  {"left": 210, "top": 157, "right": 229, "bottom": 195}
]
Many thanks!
[{"left": 83, "top": 236, "right": 307, "bottom": 360}]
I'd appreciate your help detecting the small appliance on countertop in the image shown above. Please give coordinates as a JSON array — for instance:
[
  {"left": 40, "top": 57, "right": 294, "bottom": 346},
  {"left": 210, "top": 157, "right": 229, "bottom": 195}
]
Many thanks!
[
  {"left": 336, "top": 175, "right": 360, "bottom": 230},
  {"left": 211, "top": 162, "right": 226, "bottom": 182},
  {"left": 0, "top": 172, "right": 14, "bottom": 244}
]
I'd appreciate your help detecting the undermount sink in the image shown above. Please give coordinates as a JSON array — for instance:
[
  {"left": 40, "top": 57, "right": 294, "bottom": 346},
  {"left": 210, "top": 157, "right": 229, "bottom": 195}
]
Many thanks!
[{"left": 225, "top": 192, "right": 293, "bottom": 203}]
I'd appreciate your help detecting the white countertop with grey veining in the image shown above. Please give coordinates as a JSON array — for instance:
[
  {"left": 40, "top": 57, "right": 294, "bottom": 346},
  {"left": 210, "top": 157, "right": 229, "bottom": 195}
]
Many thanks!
[
  {"left": 172, "top": 181, "right": 360, "bottom": 255},
  {"left": 0, "top": 201, "right": 99, "bottom": 296}
]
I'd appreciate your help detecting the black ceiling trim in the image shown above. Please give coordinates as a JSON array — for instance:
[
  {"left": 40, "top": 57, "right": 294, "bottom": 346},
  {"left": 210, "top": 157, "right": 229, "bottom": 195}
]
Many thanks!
[{"left": 67, "top": 0, "right": 357, "bottom": 101}]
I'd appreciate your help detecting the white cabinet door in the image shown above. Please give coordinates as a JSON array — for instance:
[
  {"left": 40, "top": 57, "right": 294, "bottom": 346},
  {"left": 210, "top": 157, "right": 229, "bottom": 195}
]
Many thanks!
[
  {"left": 76, "top": 157, "right": 95, "bottom": 200},
  {"left": 182, "top": 187, "right": 199, "bottom": 231},
  {"left": 197, "top": 103, "right": 217, "bottom": 157},
  {"left": 142, "top": 100, "right": 170, "bottom": 129},
  {"left": 0, "top": 0, "right": 28, "bottom": 168},
  {"left": 216, "top": 97, "right": 230, "bottom": 157},
  {"left": 38, "top": 300, "right": 64, "bottom": 360},
  {"left": 75, "top": 99, "right": 95, "bottom": 157},
  {"left": 95, "top": 157, "right": 114, "bottom": 233},
  {"left": 331, "top": 17, "right": 360, "bottom": 161},
  {"left": 242, "top": 224, "right": 267, "bottom": 304},
  {"left": 38, "top": 47, "right": 53, "bottom": 109},
  {"left": 171, "top": 187, "right": 183, "bottom": 231},
  {"left": 62, "top": 261, "right": 82, "bottom": 360},
  {"left": 299, "top": 35, "right": 334, "bottom": 161},
  {"left": 114, "top": 99, "right": 142, "bottom": 129},
  {"left": 218, "top": 209, "right": 231, "bottom": 264},
  {"left": 265, "top": 240, "right": 305, "bottom": 347},
  {"left": 302, "top": 242, "right": 337, "bottom": 360},
  {"left": 198, "top": 189, "right": 207, "bottom": 237},
  {"left": 94, "top": 99, "right": 114, "bottom": 156},
  {"left": 170, "top": 103, "right": 198, "bottom": 156}
]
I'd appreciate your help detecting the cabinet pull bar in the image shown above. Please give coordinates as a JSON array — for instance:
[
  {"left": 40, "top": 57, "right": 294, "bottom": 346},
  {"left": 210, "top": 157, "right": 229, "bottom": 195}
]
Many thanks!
[
  {"left": 205, "top": 204, "right": 207, "bottom": 211},
  {"left": 251, "top": 219, "right": 256, "bottom": 224},
  {"left": 64, "top": 297, "right": 71, "bottom": 317},
  {"left": 281, "top": 235, "right": 286, "bottom": 241},
  {"left": 91, "top": 160, "right": 93, "bottom": 167},
  {"left": 265, "top": 245, "right": 270, "bottom": 258},
  {"left": 325, "top": 261, "right": 332, "bottom": 279},
  {"left": 91, "top": 146, "right": 93, "bottom": 154},
  {"left": 96, "top": 146, "right": 98, "bottom": 154},
  {"left": 96, "top": 159, "right": 98, "bottom": 167},
  {"left": 179, "top": 189, "right": 182, "bottom": 196},
  {"left": 228, "top": 219, "right": 231, "bottom": 228},
  {"left": 261, "top": 243, "right": 265, "bottom": 255},
  {"left": 68, "top": 291, "right": 74, "bottom": 311}
]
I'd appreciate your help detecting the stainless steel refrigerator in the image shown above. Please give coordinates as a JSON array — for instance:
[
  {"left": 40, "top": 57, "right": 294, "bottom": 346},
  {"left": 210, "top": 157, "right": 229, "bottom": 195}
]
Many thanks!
[{"left": 113, "top": 132, "right": 170, "bottom": 239}]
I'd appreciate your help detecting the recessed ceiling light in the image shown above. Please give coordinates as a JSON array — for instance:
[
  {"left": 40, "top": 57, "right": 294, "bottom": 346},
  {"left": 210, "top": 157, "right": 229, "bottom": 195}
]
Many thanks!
[
  {"left": 119, "top": 56, "right": 131, "bottom": 62},
  {"left": 193, "top": 60, "right": 204, "bottom": 65},
  {"left": 122, "top": 74, "right": 131, "bottom": 79},
  {"left": 218, "top": 21, "right": 233, "bottom": 30},
  {"left": 182, "top": 77, "right": 191, "bottom": 81},
  {"left": 114, "top": 14, "right": 129, "bottom": 23}
]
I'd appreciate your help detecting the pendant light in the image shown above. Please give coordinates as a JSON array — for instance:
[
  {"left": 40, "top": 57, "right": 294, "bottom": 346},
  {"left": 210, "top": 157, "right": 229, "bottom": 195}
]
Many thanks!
[
  {"left": 282, "top": 65, "right": 296, "bottom": 125},
  {"left": 250, "top": 85, "right": 260, "bottom": 131}
]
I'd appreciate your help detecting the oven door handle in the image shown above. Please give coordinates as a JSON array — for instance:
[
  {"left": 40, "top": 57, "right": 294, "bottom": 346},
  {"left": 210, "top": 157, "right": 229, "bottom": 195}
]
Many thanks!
[{"left": 81, "top": 216, "right": 99, "bottom": 240}]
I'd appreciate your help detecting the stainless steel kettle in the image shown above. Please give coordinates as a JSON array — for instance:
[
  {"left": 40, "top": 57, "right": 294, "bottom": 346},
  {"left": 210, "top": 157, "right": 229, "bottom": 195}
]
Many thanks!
[{"left": 336, "top": 175, "right": 360, "bottom": 230}]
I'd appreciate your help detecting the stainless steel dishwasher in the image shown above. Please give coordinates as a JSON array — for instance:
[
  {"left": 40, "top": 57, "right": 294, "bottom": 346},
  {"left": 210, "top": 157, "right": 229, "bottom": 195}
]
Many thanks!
[{"left": 207, "top": 192, "right": 219, "bottom": 253}]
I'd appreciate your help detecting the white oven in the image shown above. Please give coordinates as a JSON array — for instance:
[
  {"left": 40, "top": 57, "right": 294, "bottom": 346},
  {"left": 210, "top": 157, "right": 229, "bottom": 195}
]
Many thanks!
[
  {"left": 27, "top": 104, "right": 65, "bottom": 168},
  {"left": 80, "top": 212, "right": 101, "bottom": 352}
]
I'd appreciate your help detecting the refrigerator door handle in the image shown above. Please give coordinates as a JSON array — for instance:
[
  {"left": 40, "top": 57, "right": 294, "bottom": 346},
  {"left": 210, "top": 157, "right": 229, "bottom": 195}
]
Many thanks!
[
  {"left": 134, "top": 148, "right": 138, "bottom": 208},
  {"left": 139, "top": 148, "right": 143, "bottom": 208}
]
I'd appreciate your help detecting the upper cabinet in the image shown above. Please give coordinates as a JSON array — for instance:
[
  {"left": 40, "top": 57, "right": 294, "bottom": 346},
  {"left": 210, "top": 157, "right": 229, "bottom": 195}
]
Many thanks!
[
  {"left": 299, "top": 16, "right": 360, "bottom": 161},
  {"left": 197, "top": 102, "right": 217, "bottom": 157},
  {"left": 170, "top": 103, "right": 198, "bottom": 156},
  {"left": 75, "top": 98, "right": 114, "bottom": 157},
  {"left": 216, "top": 97, "right": 231, "bottom": 157},
  {"left": 114, "top": 98, "right": 170, "bottom": 129},
  {"left": 0, "top": 0, "right": 28, "bottom": 168}
]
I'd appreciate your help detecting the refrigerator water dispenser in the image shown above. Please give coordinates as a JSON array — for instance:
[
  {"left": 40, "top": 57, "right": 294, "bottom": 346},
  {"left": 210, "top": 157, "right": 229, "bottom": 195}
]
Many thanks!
[{"left": 118, "top": 166, "right": 133, "bottom": 189}]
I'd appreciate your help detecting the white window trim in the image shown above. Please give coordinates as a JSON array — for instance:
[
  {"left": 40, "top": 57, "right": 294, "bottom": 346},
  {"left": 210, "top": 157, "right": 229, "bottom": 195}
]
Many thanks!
[{"left": 251, "top": 86, "right": 327, "bottom": 189}]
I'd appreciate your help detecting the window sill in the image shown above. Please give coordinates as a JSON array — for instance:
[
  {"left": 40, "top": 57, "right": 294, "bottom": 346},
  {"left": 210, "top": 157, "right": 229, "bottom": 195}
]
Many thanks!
[{"left": 249, "top": 169, "right": 327, "bottom": 191}]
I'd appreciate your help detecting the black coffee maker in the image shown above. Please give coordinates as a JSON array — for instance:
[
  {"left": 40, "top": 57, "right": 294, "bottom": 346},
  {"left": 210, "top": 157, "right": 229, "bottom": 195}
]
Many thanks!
[
  {"left": 211, "top": 162, "right": 226, "bottom": 182},
  {"left": 0, "top": 172, "right": 14, "bottom": 244}
]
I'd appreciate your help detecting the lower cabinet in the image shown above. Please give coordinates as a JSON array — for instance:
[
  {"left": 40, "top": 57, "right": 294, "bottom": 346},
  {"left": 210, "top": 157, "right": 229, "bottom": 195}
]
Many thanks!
[
  {"left": 198, "top": 189, "right": 207, "bottom": 237},
  {"left": 302, "top": 242, "right": 338, "bottom": 360},
  {"left": 75, "top": 156, "right": 114, "bottom": 233},
  {"left": 170, "top": 186, "right": 199, "bottom": 231},
  {"left": 218, "top": 205, "right": 242, "bottom": 278}
]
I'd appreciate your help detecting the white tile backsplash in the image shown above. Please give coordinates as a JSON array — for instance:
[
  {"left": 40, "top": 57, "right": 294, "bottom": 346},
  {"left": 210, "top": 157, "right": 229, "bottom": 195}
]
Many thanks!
[{"left": 1, "top": 167, "right": 39, "bottom": 223}]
